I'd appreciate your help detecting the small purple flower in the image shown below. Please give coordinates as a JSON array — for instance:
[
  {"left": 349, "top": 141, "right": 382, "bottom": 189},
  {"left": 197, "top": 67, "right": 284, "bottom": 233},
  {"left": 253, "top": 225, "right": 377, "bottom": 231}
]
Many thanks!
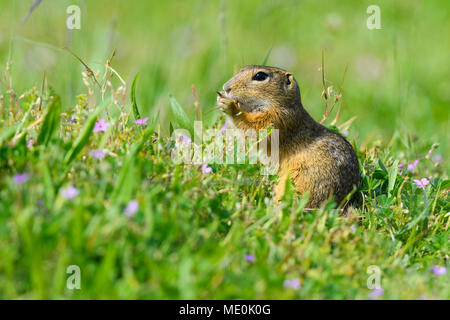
[
  {"left": 179, "top": 135, "right": 192, "bottom": 144},
  {"left": 413, "top": 178, "right": 429, "bottom": 188},
  {"left": 134, "top": 117, "right": 149, "bottom": 125},
  {"left": 13, "top": 172, "right": 30, "bottom": 185},
  {"left": 89, "top": 149, "right": 107, "bottom": 159},
  {"left": 244, "top": 254, "right": 255, "bottom": 263},
  {"left": 201, "top": 164, "right": 212, "bottom": 174},
  {"left": 93, "top": 119, "right": 110, "bottom": 133},
  {"left": 124, "top": 200, "right": 139, "bottom": 217},
  {"left": 342, "top": 129, "right": 349, "bottom": 137},
  {"left": 220, "top": 119, "right": 228, "bottom": 132},
  {"left": 407, "top": 160, "right": 419, "bottom": 171},
  {"left": 432, "top": 154, "right": 442, "bottom": 163},
  {"left": 27, "top": 139, "right": 33, "bottom": 148},
  {"left": 430, "top": 265, "right": 447, "bottom": 276},
  {"left": 368, "top": 288, "right": 384, "bottom": 299},
  {"left": 283, "top": 278, "right": 301, "bottom": 290},
  {"left": 60, "top": 186, "right": 79, "bottom": 199},
  {"left": 70, "top": 114, "right": 77, "bottom": 123}
]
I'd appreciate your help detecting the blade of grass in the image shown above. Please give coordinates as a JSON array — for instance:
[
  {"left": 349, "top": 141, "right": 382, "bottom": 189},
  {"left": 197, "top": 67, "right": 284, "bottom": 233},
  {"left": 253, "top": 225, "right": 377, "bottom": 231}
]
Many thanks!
[
  {"left": 388, "top": 159, "right": 399, "bottom": 192},
  {"left": 110, "top": 125, "right": 154, "bottom": 205},
  {"left": 22, "top": 0, "right": 43, "bottom": 24},
  {"left": 63, "top": 103, "right": 106, "bottom": 165},
  {"left": 0, "top": 126, "right": 18, "bottom": 146},
  {"left": 37, "top": 93, "right": 61, "bottom": 146},
  {"left": 168, "top": 93, "right": 193, "bottom": 134},
  {"left": 261, "top": 45, "right": 273, "bottom": 65},
  {"left": 63, "top": 46, "right": 101, "bottom": 89},
  {"left": 131, "top": 73, "right": 141, "bottom": 120}
]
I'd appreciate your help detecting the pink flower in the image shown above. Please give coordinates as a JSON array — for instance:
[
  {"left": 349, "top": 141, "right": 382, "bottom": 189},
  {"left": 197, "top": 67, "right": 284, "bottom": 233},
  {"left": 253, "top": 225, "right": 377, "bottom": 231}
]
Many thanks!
[
  {"left": 179, "top": 135, "right": 192, "bottom": 144},
  {"left": 134, "top": 117, "right": 149, "bottom": 125},
  {"left": 413, "top": 178, "right": 429, "bottom": 188},
  {"left": 244, "top": 254, "right": 255, "bottom": 262},
  {"left": 60, "top": 186, "right": 79, "bottom": 199},
  {"left": 407, "top": 160, "right": 419, "bottom": 171},
  {"left": 432, "top": 154, "right": 442, "bottom": 163},
  {"left": 220, "top": 119, "right": 228, "bottom": 132},
  {"left": 430, "top": 265, "right": 446, "bottom": 276},
  {"left": 368, "top": 288, "right": 384, "bottom": 299},
  {"left": 93, "top": 119, "right": 110, "bottom": 133},
  {"left": 89, "top": 149, "right": 107, "bottom": 159},
  {"left": 27, "top": 139, "right": 33, "bottom": 148},
  {"left": 201, "top": 164, "right": 212, "bottom": 174},
  {"left": 283, "top": 278, "right": 301, "bottom": 290},
  {"left": 124, "top": 200, "right": 139, "bottom": 217},
  {"left": 13, "top": 172, "right": 30, "bottom": 185}
]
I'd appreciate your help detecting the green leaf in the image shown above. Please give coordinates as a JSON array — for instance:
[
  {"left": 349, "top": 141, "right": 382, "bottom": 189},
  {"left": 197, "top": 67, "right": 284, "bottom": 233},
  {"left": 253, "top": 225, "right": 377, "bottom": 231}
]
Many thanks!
[
  {"left": 110, "top": 156, "right": 137, "bottom": 207},
  {"left": 37, "top": 94, "right": 61, "bottom": 146},
  {"left": 261, "top": 44, "right": 273, "bottom": 65},
  {"left": 373, "top": 169, "right": 387, "bottom": 180},
  {"left": 388, "top": 159, "right": 399, "bottom": 192},
  {"left": 131, "top": 73, "right": 141, "bottom": 120},
  {"left": 147, "top": 110, "right": 160, "bottom": 134},
  {"left": 440, "top": 180, "right": 450, "bottom": 191},
  {"left": 169, "top": 122, "right": 174, "bottom": 136},
  {"left": 41, "top": 161, "right": 55, "bottom": 208},
  {"left": 168, "top": 93, "right": 192, "bottom": 134},
  {"left": 378, "top": 158, "right": 388, "bottom": 173},
  {"left": 0, "top": 125, "right": 17, "bottom": 145},
  {"left": 110, "top": 126, "right": 154, "bottom": 205},
  {"left": 63, "top": 104, "right": 105, "bottom": 165}
]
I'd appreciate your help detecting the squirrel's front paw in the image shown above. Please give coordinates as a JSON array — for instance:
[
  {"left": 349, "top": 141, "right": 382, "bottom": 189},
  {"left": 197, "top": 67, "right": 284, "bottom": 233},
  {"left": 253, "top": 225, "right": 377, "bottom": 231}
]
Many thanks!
[{"left": 217, "top": 92, "right": 240, "bottom": 116}]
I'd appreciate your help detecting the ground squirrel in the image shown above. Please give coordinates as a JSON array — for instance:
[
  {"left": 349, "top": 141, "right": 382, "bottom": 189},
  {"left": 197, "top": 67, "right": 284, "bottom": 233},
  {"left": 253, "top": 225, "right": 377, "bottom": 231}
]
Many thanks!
[{"left": 217, "top": 65, "right": 360, "bottom": 208}]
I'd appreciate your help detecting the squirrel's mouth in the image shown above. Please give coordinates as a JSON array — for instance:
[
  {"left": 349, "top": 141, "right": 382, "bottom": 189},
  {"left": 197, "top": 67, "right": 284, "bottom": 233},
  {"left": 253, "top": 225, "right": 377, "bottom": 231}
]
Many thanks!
[{"left": 225, "top": 92, "right": 269, "bottom": 113}]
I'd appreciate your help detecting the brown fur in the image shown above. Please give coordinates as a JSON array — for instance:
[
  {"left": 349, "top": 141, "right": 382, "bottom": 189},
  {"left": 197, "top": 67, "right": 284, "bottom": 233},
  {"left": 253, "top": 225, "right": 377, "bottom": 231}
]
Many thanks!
[{"left": 217, "top": 65, "right": 360, "bottom": 208}]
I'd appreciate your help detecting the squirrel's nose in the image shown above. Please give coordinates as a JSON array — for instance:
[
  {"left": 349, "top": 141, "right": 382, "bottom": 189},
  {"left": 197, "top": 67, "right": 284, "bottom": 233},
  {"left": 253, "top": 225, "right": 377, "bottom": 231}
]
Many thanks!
[{"left": 223, "top": 83, "right": 232, "bottom": 95}]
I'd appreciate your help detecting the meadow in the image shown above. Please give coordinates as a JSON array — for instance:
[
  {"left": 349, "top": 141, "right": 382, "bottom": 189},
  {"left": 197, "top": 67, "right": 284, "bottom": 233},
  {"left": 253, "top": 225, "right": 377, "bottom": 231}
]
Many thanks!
[{"left": 0, "top": 0, "right": 448, "bottom": 299}]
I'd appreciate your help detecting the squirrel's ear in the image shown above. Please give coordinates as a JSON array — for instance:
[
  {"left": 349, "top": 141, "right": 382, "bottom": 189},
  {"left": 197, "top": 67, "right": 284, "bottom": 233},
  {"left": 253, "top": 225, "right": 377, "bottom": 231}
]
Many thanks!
[{"left": 285, "top": 73, "right": 295, "bottom": 90}]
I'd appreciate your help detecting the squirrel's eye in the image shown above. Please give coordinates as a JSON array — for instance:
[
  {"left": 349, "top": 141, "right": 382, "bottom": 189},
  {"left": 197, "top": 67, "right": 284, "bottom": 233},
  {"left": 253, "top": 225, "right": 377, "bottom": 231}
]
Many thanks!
[{"left": 252, "top": 72, "right": 269, "bottom": 81}]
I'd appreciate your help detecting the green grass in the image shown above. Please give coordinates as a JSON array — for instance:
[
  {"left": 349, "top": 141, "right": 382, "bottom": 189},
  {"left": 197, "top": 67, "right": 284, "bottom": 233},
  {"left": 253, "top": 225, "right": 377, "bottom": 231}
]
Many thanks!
[{"left": 0, "top": 0, "right": 448, "bottom": 299}]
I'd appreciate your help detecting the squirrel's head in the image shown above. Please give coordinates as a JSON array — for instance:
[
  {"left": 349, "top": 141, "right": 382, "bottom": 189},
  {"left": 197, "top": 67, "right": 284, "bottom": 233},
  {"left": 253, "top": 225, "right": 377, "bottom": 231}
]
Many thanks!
[{"left": 222, "top": 65, "right": 302, "bottom": 113}]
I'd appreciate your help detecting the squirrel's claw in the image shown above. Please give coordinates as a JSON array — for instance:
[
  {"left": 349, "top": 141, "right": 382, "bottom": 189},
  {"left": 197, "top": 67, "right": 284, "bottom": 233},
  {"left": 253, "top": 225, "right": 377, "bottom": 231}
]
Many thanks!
[{"left": 217, "top": 94, "right": 239, "bottom": 115}]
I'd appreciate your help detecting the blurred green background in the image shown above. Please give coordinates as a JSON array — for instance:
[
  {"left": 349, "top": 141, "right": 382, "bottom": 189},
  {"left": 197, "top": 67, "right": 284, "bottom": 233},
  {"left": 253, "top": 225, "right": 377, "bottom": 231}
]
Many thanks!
[
  {"left": 0, "top": 0, "right": 449, "bottom": 157},
  {"left": 0, "top": 0, "right": 449, "bottom": 300}
]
